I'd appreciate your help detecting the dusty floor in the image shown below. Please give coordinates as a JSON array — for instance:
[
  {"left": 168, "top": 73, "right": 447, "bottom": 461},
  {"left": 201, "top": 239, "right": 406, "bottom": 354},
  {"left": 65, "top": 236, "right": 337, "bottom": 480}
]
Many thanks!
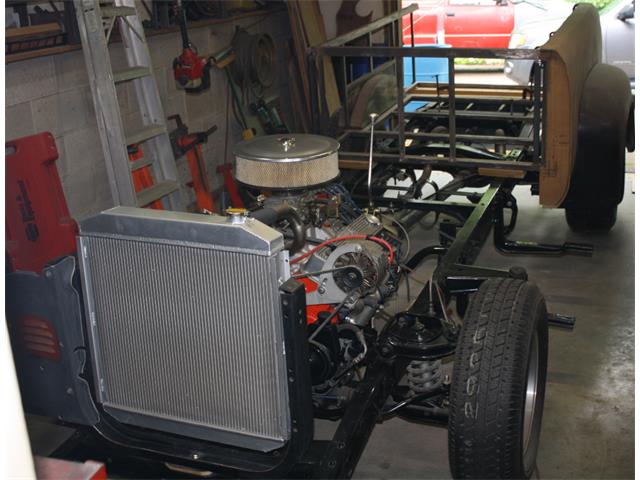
[{"left": 353, "top": 175, "right": 635, "bottom": 479}]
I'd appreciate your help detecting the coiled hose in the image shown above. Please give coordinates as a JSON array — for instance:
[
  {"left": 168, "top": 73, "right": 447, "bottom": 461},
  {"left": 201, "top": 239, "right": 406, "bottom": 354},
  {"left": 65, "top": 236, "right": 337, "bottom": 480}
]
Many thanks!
[{"left": 230, "top": 28, "right": 275, "bottom": 98}]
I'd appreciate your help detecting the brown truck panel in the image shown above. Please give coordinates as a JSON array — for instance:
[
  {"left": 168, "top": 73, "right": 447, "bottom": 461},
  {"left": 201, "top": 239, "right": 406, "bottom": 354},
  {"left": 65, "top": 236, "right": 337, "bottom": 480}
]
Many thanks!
[{"left": 538, "top": 4, "right": 602, "bottom": 207}]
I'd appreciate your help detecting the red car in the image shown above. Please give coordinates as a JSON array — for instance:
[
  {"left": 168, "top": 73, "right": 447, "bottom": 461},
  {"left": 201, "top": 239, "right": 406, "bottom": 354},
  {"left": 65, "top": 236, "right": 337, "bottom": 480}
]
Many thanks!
[{"left": 402, "top": 0, "right": 515, "bottom": 48}]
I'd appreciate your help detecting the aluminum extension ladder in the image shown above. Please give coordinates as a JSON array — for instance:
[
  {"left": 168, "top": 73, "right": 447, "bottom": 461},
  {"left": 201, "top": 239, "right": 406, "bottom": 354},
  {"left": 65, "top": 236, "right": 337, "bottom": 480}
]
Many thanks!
[{"left": 74, "top": 0, "right": 184, "bottom": 210}]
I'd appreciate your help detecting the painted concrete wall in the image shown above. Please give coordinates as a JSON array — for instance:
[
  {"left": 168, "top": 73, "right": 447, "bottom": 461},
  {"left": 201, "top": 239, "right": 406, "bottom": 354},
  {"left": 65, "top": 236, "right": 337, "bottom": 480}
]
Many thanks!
[{"left": 5, "top": 10, "right": 292, "bottom": 219}]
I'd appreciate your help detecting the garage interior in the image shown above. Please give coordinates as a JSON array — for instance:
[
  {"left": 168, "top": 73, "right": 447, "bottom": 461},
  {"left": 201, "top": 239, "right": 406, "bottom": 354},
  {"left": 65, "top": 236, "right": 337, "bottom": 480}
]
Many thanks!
[{"left": 4, "top": 1, "right": 636, "bottom": 479}]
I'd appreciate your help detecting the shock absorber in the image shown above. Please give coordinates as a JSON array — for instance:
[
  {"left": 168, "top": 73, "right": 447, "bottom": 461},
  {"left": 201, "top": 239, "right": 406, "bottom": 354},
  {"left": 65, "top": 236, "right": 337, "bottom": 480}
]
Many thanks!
[{"left": 407, "top": 359, "right": 442, "bottom": 393}]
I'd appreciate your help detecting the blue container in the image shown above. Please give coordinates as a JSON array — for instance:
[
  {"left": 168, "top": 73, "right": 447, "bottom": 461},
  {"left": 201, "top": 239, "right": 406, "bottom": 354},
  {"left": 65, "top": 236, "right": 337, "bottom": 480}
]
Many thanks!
[
  {"left": 350, "top": 57, "right": 388, "bottom": 81},
  {"left": 403, "top": 44, "right": 450, "bottom": 87}
]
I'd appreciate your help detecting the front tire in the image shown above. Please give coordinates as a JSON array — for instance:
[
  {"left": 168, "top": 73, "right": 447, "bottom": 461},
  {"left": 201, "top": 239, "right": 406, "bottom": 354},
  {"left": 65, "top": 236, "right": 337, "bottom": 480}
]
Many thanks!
[{"left": 448, "top": 278, "right": 548, "bottom": 479}]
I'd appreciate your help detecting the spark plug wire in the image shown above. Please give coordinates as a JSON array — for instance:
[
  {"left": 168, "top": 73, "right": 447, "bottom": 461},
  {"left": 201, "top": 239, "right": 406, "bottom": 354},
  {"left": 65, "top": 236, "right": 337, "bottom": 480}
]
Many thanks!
[{"left": 290, "top": 235, "right": 395, "bottom": 265}]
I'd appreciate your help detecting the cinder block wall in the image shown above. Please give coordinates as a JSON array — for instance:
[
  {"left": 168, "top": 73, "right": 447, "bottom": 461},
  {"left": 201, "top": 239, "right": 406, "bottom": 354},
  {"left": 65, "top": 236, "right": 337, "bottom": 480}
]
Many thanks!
[{"left": 5, "top": 10, "right": 293, "bottom": 219}]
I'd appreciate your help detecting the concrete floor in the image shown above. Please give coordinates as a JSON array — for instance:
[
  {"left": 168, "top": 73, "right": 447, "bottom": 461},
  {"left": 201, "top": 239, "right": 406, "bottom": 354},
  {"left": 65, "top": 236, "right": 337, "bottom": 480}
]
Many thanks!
[{"left": 353, "top": 175, "right": 635, "bottom": 479}]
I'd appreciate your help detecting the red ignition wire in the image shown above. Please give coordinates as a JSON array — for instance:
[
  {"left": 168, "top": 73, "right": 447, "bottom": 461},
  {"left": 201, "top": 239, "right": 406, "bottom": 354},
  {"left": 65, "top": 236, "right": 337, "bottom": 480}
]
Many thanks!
[{"left": 290, "top": 235, "right": 395, "bottom": 266}]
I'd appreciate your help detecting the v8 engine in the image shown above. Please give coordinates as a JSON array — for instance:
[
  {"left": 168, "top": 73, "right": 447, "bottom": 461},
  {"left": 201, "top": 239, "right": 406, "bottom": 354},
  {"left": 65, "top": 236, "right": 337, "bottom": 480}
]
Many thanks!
[{"left": 235, "top": 134, "right": 404, "bottom": 393}]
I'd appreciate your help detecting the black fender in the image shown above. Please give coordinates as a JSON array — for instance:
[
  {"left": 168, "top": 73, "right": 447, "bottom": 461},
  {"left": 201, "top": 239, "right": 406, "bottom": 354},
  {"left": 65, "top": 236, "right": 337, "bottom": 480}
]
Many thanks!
[{"left": 563, "top": 63, "right": 633, "bottom": 209}]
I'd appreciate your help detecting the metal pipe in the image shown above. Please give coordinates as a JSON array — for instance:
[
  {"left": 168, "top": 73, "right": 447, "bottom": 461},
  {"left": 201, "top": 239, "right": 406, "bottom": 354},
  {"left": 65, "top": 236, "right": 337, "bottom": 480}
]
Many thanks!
[
  {"left": 392, "top": 109, "right": 535, "bottom": 121},
  {"left": 410, "top": 12, "right": 416, "bottom": 84},
  {"left": 307, "top": 53, "right": 320, "bottom": 133},
  {"left": 344, "top": 129, "right": 534, "bottom": 146},
  {"left": 341, "top": 56, "right": 349, "bottom": 128},
  {"left": 407, "top": 94, "right": 535, "bottom": 106},
  {"left": 410, "top": 82, "right": 534, "bottom": 92},
  {"left": 368, "top": 32, "right": 374, "bottom": 73},
  {"left": 339, "top": 151, "right": 538, "bottom": 171},
  {"left": 396, "top": 54, "right": 405, "bottom": 160},
  {"left": 318, "top": 46, "right": 543, "bottom": 61},
  {"left": 367, "top": 113, "right": 379, "bottom": 210},
  {"left": 447, "top": 58, "right": 456, "bottom": 163},
  {"left": 318, "top": 55, "right": 328, "bottom": 133}
]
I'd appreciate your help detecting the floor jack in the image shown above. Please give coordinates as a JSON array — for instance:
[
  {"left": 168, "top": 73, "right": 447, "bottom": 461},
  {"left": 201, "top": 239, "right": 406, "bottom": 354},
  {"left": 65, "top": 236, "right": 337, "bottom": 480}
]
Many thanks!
[{"left": 168, "top": 115, "right": 217, "bottom": 213}]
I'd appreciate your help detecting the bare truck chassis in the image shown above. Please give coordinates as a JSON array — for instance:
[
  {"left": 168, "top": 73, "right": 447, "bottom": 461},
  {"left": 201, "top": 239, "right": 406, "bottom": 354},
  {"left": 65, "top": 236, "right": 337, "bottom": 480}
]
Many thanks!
[{"left": 291, "top": 3, "right": 630, "bottom": 477}]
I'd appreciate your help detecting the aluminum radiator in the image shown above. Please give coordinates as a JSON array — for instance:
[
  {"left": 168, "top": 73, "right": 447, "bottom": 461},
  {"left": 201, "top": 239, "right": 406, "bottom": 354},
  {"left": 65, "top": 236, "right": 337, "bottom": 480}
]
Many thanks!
[{"left": 78, "top": 207, "right": 291, "bottom": 452}]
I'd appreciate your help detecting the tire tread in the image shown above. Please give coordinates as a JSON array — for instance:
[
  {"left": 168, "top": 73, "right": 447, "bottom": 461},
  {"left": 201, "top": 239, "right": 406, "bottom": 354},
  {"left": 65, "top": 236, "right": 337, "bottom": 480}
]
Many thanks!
[{"left": 448, "top": 278, "right": 548, "bottom": 479}]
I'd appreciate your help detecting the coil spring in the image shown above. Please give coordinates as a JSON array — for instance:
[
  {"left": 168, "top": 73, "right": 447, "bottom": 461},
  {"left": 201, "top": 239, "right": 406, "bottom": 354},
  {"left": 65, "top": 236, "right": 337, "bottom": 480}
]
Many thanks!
[{"left": 407, "top": 359, "right": 442, "bottom": 393}]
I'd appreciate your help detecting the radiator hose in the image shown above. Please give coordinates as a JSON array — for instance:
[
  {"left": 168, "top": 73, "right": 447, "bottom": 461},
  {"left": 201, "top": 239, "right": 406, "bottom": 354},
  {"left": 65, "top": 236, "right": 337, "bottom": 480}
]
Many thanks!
[{"left": 250, "top": 204, "right": 305, "bottom": 254}]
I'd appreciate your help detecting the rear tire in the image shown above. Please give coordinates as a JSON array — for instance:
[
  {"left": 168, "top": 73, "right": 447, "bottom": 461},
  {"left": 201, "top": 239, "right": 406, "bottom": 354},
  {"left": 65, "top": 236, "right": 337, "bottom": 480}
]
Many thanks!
[
  {"left": 562, "top": 64, "right": 631, "bottom": 233},
  {"left": 565, "top": 205, "right": 617, "bottom": 233},
  {"left": 448, "top": 278, "right": 548, "bottom": 479}
]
